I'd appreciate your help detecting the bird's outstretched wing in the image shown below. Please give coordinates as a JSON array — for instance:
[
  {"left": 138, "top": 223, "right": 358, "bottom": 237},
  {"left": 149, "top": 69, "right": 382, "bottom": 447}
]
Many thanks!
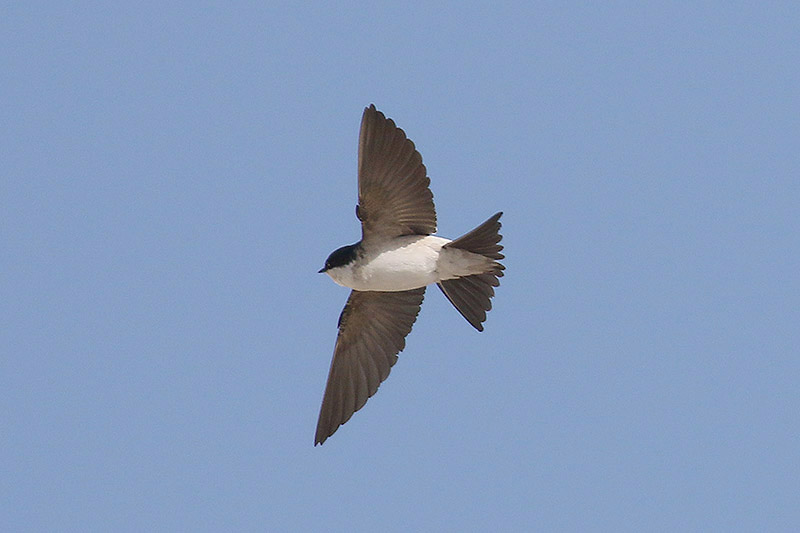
[
  {"left": 315, "top": 287, "right": 426, "bottom": 445},
  {"left": 356, "top": 104, "right": 437, "bottom": 241}
]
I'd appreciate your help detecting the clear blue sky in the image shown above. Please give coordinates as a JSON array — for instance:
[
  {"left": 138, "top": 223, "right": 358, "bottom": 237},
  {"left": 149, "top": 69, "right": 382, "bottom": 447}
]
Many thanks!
[{"left": 3, "top": 3, "right": 798, "bottom": 531}]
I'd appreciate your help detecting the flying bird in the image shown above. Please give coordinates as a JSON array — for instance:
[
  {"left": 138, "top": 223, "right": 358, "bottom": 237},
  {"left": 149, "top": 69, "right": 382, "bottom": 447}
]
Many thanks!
[{"left": 315, "top": 105, "right": 504, "bottom": 445}]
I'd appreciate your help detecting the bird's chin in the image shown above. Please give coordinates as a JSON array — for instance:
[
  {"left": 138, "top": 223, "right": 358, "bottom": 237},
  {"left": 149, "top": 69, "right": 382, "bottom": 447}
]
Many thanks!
[{"left": 323, "top": 268, "right": 353, "bottom": 288}]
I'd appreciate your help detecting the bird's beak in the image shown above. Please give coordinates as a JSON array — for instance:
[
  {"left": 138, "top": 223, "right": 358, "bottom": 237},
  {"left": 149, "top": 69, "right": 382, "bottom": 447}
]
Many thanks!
[{"left": 318, "top": 267, "right": 326, "bottom": 274}]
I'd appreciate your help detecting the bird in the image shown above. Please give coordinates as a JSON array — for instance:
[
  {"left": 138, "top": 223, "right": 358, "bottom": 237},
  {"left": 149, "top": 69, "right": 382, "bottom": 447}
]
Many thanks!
[{"left": 315, "top": 104, "right": 504, "bottom": 445}]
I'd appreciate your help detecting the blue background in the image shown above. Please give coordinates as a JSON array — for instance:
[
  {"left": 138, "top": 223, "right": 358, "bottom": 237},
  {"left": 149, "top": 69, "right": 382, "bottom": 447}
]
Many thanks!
[{"left": 3, "top": 3, "right": 798, "bottom": 531}]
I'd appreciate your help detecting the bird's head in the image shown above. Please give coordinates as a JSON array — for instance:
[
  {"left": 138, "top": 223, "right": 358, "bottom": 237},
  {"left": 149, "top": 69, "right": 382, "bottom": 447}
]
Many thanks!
[{"left": 319, "top": 243, "right": 360, "bottom": 274}]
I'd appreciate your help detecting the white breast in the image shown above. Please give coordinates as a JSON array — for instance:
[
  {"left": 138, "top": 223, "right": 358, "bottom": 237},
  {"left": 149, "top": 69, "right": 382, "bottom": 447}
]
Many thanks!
[{"left": 328, "top": 235, "right": 450, "bottom": 292}]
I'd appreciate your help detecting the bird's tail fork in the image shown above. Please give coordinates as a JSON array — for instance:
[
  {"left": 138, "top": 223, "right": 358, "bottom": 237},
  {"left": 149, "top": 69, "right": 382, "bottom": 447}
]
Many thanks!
[{"left": 437, "top": 212, "right": 505, "bottom": 331}]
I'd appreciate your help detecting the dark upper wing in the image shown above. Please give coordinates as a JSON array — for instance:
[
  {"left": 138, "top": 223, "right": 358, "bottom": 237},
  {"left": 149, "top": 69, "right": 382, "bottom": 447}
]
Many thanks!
[
  {"left": 315, "top": 287, "right": 426, "bottom": 445},
  {"left": 356, "top": 104, "right": 437, "bottom": 241}
]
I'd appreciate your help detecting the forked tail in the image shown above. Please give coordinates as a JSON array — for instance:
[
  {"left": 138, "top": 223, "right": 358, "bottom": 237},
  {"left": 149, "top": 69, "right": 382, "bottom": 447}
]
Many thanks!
[{"left": 437, "top": 212, "right": 505, "bottom": 331}]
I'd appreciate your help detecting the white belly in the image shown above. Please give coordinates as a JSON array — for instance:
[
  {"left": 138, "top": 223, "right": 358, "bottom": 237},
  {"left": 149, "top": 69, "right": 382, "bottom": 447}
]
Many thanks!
[
  {"left": 326, "top": 234, "right": 494, "bottom": 292},
  {"left": 330, "top": 235, "right": 449, "bottom": 291}
]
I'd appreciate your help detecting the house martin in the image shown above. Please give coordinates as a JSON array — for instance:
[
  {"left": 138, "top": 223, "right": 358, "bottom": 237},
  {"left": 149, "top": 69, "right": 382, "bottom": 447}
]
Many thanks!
[{"left": 315, "top": 104, "right": 504, "bottom": 445}]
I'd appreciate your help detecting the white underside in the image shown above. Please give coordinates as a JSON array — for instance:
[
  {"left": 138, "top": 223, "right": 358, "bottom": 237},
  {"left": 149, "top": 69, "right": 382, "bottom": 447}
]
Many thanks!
[{"left": 325, "top": 235, "right": 494, "bottom": 292}]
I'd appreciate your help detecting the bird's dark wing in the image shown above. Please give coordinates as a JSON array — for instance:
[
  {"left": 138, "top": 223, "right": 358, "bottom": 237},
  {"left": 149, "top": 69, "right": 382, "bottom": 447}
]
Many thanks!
[
  {"left": 356, "top": 104, "right": 437, "bottom": 241},
  {"left": 315, "top": 287, "right": 426, "bottom": 445}
]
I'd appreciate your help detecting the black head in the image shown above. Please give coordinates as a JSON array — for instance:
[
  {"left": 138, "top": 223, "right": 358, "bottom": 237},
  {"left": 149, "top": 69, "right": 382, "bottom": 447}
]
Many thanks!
[{"left": 319, "top": 243, "right": 360, "bottom": 273}]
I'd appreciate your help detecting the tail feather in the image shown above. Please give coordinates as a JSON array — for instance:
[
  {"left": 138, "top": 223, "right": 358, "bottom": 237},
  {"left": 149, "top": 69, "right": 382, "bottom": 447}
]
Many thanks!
[
  {"left": 444, "top": 212, "right": 504, "bottom": 261},
  {"left": 437, "top": 212, "right": 505, "bottom": 331}
]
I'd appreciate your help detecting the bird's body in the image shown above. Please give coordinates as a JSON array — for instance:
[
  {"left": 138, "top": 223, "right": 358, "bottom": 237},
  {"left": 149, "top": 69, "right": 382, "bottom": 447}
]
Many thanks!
[
  {"left": 315, "top": 105, "right": 505, "bottom": 445},
  {"left": 325, "top": 235, "right": 496, "bottom": 292}
]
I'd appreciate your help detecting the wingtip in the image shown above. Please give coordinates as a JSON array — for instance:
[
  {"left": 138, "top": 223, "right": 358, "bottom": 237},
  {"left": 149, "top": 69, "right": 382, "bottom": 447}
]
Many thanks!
[{"left": 361, "top": 104, "right": 382, "bottom": 130}]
